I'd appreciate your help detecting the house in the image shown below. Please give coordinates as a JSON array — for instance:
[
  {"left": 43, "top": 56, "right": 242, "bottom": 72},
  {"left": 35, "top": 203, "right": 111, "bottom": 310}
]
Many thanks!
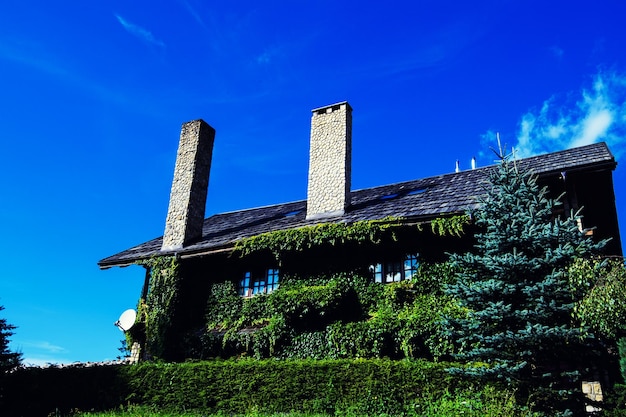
[{"left": 99, "top": 101, "right": 622, "bottom": 360}]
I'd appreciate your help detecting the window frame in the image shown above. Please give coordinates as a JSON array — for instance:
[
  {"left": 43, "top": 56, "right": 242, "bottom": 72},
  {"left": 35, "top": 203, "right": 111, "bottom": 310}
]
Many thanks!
[
  {"left": 371, "top": 253, "right": 419, "bottom": 283},
  {"left": 239, "top": 268, "right": 280, "bottom": 297}
]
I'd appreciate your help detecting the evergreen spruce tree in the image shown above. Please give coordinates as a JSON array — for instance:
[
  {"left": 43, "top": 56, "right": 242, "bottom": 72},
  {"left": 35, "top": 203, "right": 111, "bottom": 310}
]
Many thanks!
[
  {"left": 0, "top": 305, "right": 21, "bottom": 374},
  {"left": 445, "top": 154, "right": 604, "bottom": 413}
]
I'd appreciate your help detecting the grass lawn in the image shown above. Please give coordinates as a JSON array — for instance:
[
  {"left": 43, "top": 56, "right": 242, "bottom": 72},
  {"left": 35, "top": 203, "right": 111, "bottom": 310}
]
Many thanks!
[{"left": 80, "top": 411, "right": 335, "bottom": 417}]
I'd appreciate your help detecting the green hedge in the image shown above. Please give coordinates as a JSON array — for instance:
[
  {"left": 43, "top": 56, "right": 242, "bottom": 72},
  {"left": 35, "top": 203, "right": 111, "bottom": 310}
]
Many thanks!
[
  {"left": 124, "top": 359, "right": 468, "bottom": 415},
  {"left": 1, "top": 359, "right": 470, "bottom": 416},
  {"left": 0, "top": 364, "right": 128, "bottom": 416}
]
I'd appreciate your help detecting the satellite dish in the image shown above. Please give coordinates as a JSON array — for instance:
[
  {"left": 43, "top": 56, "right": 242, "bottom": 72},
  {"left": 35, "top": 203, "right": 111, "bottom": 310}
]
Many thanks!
[{"left": 115, "top": 309, "right": 137, "bottom": 332}]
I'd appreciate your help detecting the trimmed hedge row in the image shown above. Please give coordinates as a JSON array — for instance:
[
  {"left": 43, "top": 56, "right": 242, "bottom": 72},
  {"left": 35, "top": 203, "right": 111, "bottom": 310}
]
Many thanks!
[
  {"left": 0, "top": 364, "right": 128, "bottom": 416},
  {"left": 0, "top": 359, "right": 469, "bottom": 416},
  {"left": 126, "top": 359, "right": 467, "bottom": 415}
]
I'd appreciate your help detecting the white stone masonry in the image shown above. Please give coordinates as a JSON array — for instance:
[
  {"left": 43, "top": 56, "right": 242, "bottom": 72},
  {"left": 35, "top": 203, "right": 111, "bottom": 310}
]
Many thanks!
[
  {"left": 162, "top": 119, "right": 215, "bottom": 250},
  {"left": 306, "top": 101, "right": 352, "bottom": 219}
]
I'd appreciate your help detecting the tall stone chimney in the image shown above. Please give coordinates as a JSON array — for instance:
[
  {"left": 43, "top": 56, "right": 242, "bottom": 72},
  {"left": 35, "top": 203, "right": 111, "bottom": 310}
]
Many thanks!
[
  {"left": 306, "top": 101, "right": 352, "bottom": 220},
  {"left": 162, "top": 119, "right": 215, "bottom": 251}
]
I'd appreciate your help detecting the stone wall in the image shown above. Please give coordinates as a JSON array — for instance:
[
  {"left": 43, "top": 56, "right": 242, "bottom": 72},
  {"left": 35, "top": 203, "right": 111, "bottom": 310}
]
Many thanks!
[
  {"left": 306, "top": 101, "right": 352, "bottom": 219},
  {"left": 582, "top": 380, "right": 603, "bottom": 413}
]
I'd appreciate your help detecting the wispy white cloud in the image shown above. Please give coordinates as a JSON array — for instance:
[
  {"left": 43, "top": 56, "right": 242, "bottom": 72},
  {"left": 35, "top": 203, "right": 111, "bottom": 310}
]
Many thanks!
[
  {"left": 115, "top": 14, "right": 165, "bottom": 48},
  {"left": 22, "top": 340, "right": 68, "bottom": 353},
  {"left": 16, "top": 340, "right": 72, "bottom": 366},
  {"left": 175, "top": 1, "right": 233, "bottom": 57},
  {"left": 22, "top": 357, "right": 67, "bottom": 367},
  {"left": 179, "top": 0, "right": 206, "bottom": 28},
  {"left": 512, "top": 71, "right": 626, "bottom": 158}
]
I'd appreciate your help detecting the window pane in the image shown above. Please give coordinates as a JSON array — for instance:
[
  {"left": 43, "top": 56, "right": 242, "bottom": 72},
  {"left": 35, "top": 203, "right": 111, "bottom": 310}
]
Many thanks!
[
  {"left": 239, "top": 272, "right": 251, "bottom": 296},
  {"left": 404, "top": 254, "right": 419, "bottom": 280},
  {"left": 266, "top": 268, "right": 279, "bottom": 292},
  {"left": 252, "top": 277, "right": 266, "bottom": 295},
  {"left": 385, "top": 261, "right": 402, "bottom": 282},
  {"left": 370, "top": 264, "right": 382, "bottom": 283}
]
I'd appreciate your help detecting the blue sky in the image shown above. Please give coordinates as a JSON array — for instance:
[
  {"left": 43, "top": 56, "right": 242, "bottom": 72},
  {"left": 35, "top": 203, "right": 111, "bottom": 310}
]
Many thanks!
[{"left": 1, "top": 0, "right": 625, "bottom": 365}]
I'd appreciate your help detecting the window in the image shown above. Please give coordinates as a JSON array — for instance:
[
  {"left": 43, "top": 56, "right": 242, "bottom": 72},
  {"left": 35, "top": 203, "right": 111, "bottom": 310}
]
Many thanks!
[
  {"left": 371, "top": 254, "right": 419, "bottom": 283},
  {"left": 408, "top": 187, "right": 428, "bottom": 195},
  {"left": 239, "top": 268, "right": 280, "bottom": 297}
]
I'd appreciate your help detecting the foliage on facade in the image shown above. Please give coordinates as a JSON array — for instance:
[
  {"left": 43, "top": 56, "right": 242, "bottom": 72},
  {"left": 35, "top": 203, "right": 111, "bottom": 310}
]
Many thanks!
[
  {"left": 233, "top": 216, "right": 469, "bottom": 261},
  {"left": 568, "top": 257, "right": 626, "bottom": 339},
  {"left": 194, "top": 263, "right": 465, "bottom": 361},
  {"left": 136, "top": 256, "right": 180, "bottom": 359},
  {"left": 444, "top": 157, "right": 606, "bottom": 413},
  {"left": 430, "top": 215, "right": 471, "bottom": 237},
  {"left": 134, "top": 215, "right": 471, "bottom": 361},
  {"left": 568, "top": 256, "right": 626, "bottom": 411},
  {"left": 233, "top": 218, "right": 403, "bottom": 260}
]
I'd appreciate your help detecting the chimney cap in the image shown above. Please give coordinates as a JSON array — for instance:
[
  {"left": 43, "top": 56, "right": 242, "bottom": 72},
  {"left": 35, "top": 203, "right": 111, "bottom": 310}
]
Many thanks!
[{"left": 311, "top": 101, "right": 352, "bottom": 115}]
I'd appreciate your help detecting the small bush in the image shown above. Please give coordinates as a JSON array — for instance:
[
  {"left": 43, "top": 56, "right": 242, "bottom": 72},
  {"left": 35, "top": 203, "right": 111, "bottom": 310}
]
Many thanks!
[{"left": 415, "top": 385, "right": 540, "bottom": 417}]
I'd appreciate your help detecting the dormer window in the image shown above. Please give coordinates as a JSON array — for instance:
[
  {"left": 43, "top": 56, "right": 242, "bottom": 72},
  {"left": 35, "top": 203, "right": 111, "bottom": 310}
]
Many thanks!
[
  {"left": 239, "top": 268, "right": 280, "bottom": 297},
  {"left": 370, "top": 254, "right": 419, "bottom": 283}
]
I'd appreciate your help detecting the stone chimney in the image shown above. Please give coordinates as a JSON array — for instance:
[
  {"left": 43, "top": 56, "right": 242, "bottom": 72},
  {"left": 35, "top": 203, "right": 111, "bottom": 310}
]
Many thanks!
[
  {"left": 306, "top": 101, "right": 352, "bottom": 220},
  {"left": 162, "top": 119, "right": 215, "bottom": 251}
]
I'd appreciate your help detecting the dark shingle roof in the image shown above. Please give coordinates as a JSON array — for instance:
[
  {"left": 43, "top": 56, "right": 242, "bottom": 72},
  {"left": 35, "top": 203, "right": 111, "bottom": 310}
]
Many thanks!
[{"left": 98, "top": 142, "right": 616, "bottom": 268}]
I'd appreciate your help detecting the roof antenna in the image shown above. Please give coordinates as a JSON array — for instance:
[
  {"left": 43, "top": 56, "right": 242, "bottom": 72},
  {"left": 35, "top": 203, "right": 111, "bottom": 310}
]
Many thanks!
[{"left": 455, "top": 159, "right": 460, "bottom": 173}]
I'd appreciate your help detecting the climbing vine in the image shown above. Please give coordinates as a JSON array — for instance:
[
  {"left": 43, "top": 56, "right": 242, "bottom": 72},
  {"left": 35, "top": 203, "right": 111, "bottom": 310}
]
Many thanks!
[
  {"left": 430, "top": 215, "right": 471, "bottom": 237},
  {"left": 136, "top": 256, "right": 180, "bottom": 359},
  {"left": 233, "top": 217, "right": 403, "bottom": 260},
  {"left": 234, "top": 215, "right": 470, "bottom": 259},
  {"left": 134, "top": 215, "right": 470, "bottom": 360},
  {"left": 568, "top": 257, "right": 626, "bottom": 339},
  {"left": 197, "top": 264, "right": 465, "bottom": 361}
]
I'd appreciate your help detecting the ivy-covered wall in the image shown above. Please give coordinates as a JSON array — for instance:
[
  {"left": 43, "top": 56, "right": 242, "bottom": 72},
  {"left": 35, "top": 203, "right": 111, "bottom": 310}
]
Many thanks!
[
  {"left": 181, "top": 263, "right": 466, "bottom": 361},
  {"left": 135, "top": 216, "right": 473, "bottom": 361}
]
